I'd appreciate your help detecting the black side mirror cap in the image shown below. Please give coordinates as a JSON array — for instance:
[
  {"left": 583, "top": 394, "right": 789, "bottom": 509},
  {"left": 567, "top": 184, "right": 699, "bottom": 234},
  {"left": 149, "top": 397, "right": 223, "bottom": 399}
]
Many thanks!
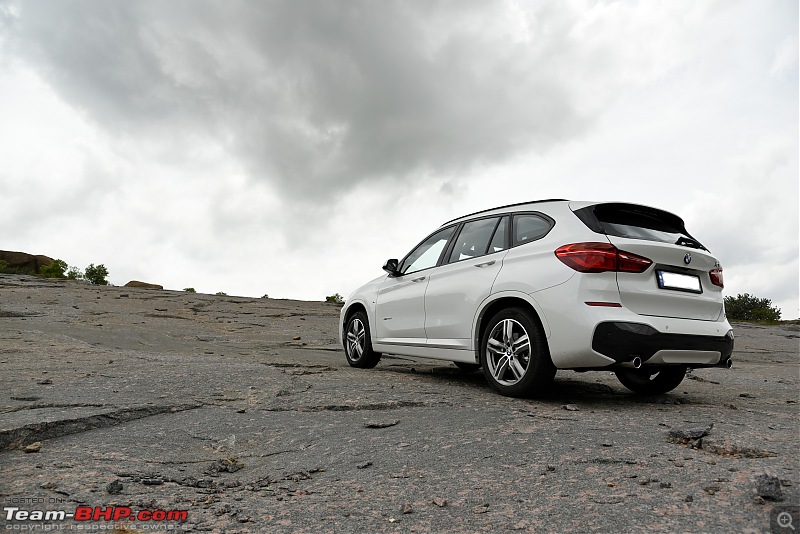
[{"left": 382, "top": 259, "right": 399, "bottom": 276}]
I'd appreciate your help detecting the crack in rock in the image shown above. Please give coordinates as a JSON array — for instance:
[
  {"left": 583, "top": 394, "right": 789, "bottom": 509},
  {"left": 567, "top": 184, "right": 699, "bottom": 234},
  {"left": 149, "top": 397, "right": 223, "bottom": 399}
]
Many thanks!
[
  {"left": 1, "top": 402, "right": 108, "bottom": 414},
  {"left": 263, "top": 400, "right": 431, "bottom": 413},
  {"left": 0, "top": 403, "right": 202, "bottom": 450}
]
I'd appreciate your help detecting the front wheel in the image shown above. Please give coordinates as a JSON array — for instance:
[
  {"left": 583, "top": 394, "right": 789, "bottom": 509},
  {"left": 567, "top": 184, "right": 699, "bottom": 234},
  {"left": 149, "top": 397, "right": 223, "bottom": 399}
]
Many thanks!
[
  {"left": 615, "top": 366, "right": 686, "bottom": 395},
  {"left": 480, "top": 308, "right": 555, "bottom": 397},
  {"left": 344, "top": 312, "right": 381, "bottom": 369}
]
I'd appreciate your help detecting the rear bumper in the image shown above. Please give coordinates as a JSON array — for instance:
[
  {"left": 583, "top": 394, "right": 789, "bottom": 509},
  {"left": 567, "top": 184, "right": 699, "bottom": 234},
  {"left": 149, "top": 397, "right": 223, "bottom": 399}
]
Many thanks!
[{"left": 592, "top": 321, "right": 734, "bottom": 366}]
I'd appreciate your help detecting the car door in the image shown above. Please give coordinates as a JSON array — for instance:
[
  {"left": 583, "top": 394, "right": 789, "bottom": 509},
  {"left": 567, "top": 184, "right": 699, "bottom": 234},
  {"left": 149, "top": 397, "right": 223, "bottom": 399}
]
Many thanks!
[
  {"left": 424, "top": 216, "right": 508, "bottom": 350},
  {"left": 374, "top": 225, "right": 456, "bottom": 346}
]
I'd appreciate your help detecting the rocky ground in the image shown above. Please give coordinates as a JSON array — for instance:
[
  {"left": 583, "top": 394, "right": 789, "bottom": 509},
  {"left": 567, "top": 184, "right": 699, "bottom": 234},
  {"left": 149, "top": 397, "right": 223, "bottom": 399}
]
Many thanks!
[{"left": 0, "top": 273, "right": 798, "bottom": 533}]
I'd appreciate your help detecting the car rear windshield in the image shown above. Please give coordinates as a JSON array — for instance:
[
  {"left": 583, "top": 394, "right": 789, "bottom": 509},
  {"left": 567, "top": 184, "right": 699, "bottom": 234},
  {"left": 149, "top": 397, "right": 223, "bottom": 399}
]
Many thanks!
[{"left": 573, "top": 203, "right": 707, "bottom": 250}]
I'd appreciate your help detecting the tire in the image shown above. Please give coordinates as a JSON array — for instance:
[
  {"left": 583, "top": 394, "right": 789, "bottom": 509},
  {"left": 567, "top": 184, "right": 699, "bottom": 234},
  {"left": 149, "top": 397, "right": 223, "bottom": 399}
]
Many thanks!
[
  {"left": 479, "top": 307, "right": 555, "bottom": 397},
  {"left": 343, "top": 311, "right": 381, "bottom": 369},
  {"left": 453, "top": 361, "right": 481, "bottom": 372},
  {"left": 615, "top": 366, "right": 687, "bottom": 395}
]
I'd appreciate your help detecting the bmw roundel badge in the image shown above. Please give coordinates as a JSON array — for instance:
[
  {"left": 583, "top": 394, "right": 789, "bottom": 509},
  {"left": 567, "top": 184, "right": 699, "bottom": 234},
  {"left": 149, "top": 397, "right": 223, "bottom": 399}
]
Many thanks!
[{"left": 684, "top": 253, "right": 692, "bottom": 265}]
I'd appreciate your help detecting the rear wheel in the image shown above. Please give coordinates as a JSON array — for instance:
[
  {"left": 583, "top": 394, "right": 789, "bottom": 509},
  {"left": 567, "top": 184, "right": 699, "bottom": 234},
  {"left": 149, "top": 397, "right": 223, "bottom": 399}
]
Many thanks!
[
  {"left": 480, "top": 308, "right": 555, "bottom": 397},
  {"left": 344, "top": 311, "right": 381, "bottom": 369},
  {"left": 615, "top": 366, "right": 686, "bottom": 395}
]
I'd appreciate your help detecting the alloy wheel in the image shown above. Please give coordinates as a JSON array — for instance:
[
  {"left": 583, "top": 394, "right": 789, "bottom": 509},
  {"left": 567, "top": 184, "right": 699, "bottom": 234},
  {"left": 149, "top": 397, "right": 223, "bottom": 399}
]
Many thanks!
[{"left": 485, "top": 318, "right": 531, "bottom": 386}]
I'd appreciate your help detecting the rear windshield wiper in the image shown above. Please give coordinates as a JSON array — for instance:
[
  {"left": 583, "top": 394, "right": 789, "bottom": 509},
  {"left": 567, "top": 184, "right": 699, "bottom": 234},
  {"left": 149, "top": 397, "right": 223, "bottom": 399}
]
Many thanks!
[{"left": 675, "top": 236, "right": 707, "bottom": 251}]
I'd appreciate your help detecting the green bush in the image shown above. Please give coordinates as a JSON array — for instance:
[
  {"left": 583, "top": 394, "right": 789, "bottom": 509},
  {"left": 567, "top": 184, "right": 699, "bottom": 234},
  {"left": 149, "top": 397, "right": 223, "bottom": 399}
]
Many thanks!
[
  {"left": 66, "top": 266, "right": 83, "bottom": 280},
  {"left": 215, "top": 291, "right": 227, "bottom": 296},
  {"left": 184, "top": 287, "right": 196, "bottom": 293},
  {"left": 0, "top": 260, "right": 34, "bottom": 275},
  {"left": 84, "top": 264, "right": 109, "bottom": 285},
  {"left": 325, "top": 293, "right": 344, "bottom": 304},
  {"left": 724, "top": 293, "right": 781, "bottom": 322},
  {"left": 40, "top": 259, "right": 68, "bottom": 279}
]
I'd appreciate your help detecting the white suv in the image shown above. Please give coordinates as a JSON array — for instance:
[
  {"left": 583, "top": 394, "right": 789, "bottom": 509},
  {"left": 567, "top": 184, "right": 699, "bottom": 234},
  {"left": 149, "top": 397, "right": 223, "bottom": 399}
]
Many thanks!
[{"left": 339, "top": 200, "right": 734, "bottom": 397}]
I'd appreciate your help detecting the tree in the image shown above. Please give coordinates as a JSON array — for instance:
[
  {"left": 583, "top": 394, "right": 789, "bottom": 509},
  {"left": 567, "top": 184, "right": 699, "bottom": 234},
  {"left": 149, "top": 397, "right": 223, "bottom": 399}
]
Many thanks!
[
  {"left": 184, "top": 287, "right": 196, "bottom": 293},
  {"left": 40, "top": 259, "right": 68, "bottom": 279},
  {"left": 325, "top": 293, "right": 344, "bottom": 304},
  {"left": 66, "top": 266, "right": 83, "bottom": 280},
  {"left": 724, "top": 293, "right": 781, "bottom": 322},
  {"left": 84, "top": 264, "right": 109, "bottom": 285}
]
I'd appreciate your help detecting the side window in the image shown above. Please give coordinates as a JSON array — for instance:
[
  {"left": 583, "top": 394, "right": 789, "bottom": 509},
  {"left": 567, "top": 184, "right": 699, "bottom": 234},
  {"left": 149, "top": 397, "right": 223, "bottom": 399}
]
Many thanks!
[
  {"left": 513, "top": 214, "right": 552, "bottom": 246},
  {"left": 447, "top": 217, "right": 501, "bottom": 264},
  {"left": 401, "top": 226, "right": 455, "bottom": 275},
  {"left": 487, "top": 216, "right": 508, "bottom": 254}
]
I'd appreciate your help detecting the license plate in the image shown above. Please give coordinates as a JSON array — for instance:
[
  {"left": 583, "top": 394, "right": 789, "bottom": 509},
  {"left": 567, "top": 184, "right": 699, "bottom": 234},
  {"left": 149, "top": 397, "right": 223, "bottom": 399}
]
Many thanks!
[{"left": 656, "top": 270, "right": 702, "bottom": 293}]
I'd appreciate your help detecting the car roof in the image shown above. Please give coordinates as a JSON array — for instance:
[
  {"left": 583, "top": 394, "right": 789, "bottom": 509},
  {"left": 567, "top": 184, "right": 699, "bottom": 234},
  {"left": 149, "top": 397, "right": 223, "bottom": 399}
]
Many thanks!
[{"left": 440, "top": 199, "right": 570, "bottom": 226}]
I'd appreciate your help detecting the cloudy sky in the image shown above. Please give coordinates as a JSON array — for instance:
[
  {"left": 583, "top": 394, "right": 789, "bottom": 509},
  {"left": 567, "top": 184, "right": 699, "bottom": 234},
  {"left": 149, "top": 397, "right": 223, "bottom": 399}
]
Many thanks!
[{"left": 0, "top": 0, "right": 797, "bottom": 317}]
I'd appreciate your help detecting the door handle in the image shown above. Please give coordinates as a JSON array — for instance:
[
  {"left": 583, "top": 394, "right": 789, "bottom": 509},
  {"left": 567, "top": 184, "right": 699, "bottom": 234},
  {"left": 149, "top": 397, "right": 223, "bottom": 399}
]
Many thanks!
[
  {"left": 474, "top": 260, "right": 496, "bottom": 268},
  {"left": 411, "top": 276, "right": 426, "bottom": 282}
]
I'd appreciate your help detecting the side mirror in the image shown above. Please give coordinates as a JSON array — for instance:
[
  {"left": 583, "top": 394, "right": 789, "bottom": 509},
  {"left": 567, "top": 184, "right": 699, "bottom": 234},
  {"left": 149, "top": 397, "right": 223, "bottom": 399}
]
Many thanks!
[{"left": 382, "top": 258, "right": 400, "bottom": 276}]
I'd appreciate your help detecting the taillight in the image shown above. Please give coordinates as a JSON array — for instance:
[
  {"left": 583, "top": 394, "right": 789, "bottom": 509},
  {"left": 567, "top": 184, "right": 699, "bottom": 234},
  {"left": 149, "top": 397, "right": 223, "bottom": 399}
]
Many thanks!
[
  {"left": 555, "top": 242, "right": 652, "bottom": 273},
  {"left": 709, "top": 268, "right": 724, "bottom": 288}
]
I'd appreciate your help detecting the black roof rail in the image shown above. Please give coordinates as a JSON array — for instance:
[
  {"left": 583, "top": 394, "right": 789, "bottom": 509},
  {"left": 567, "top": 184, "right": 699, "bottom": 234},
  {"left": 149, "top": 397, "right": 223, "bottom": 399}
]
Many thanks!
[{"left": 440, "top": 199, "right": 570, "bottom": 226}]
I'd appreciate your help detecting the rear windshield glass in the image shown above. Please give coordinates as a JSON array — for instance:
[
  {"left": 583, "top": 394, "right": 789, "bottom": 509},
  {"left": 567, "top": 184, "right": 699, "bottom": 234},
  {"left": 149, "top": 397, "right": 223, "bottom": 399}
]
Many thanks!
[{"left": 574, "top": 203, "right": 707, "bottom": 250}]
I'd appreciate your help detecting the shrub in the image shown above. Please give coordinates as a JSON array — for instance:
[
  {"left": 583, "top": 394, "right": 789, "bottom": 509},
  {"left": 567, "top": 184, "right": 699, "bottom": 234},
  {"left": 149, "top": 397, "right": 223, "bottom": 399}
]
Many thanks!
[
  {"left": 0, "top": 260, "right": 34, "bottom": 275},
  {"left": 261, "top": 294, "right": 269, "bottom": 299},
  {"left": 40, "top": 259, "right": 68, "bottom": 279},
  {"left": 66, "top": 266, "right": 83, "bottom": 280},
  {"left": 215, "top": 291, "right": 227, "bottom": 296},
  {"left": 724, "top": 293, "right": 781, "bottom": 322},
  {"left": 84, "top": 264, "right": 109, "bottom": 285},
  {"left": 184, "top": 287, "right": 196, "bottom": 293},
  {"left": 325, "top": 293, "right": 344, "bottom": 304}
]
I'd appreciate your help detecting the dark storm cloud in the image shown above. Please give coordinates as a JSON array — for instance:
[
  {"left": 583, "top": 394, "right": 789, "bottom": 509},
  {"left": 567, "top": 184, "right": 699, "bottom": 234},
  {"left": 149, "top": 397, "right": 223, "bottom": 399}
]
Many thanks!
[{"left": 1, "top": 1, "right": 591, "bottom": 198}]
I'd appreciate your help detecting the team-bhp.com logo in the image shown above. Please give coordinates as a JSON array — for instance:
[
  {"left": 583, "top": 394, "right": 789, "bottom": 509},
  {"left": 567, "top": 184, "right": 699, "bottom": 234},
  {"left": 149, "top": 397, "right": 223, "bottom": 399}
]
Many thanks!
[{"left": 4, "top": 505, "right": 188, "bottom": 527}]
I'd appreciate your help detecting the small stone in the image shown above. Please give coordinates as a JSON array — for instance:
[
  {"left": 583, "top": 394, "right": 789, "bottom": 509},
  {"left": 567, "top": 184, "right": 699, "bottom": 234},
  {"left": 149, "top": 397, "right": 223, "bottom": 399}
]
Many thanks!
[
  {"left": 40, "top": 481, "right": 58, "bottom": 490},
  {"left": 546, "top": 465, "right": 556, "bottom": 472},
  {"left": 755, "top": 474, "right": 784, "bottom": 501},
  {"left": 236, "top": 408, "right": 246, "bottom": 413},
  {"left": 703, "top": 486, "right": 720, "bottom": 495},
  {"left": 668, "top": 423, "right": 713, "bottom": 442},
  {"left": 356, "top": 461, "right": 373, "bottom": 469},
  {"left": 753, "top": 496, "right": 765, "bottom": 505},
  {"left": 432, "top": 497, "right": 447, "bottom": 507},
  {"left": 781, "top": 479, "right": 793, "bottom": 487},
  {"left": 106, "top": 480, "right": 123, "bottom": 494},
  {"left": 660, "top": 482, "right": 672, "bottom": 489},
  {"left": 365, "top": 419, "right": 399, "bottom": 429},
  {"left": 23, "top": 442, "right": 42, "bottom": 453},
  {"left": 602, "top": 442, "right": 613, "bottom": 447},
  {"left": 684, "top": 495, "right": 693, "bottom": 502},
  {"left": 292, "top": 336, "right": 301, "bottom": 341},
  {"left": 141, "top": 478, "right": 164, "bottom": 486},
  {"left": 36, "top": 379, "right": 53, "bottom": 385},
  {"left": 739, "top": 393, "right": 753, "bottom": 398},
  {"left": 563, "top": 404, "right": 579, "bottom": 411},
  {"left": 401, "top": 504, "right": 413, "bottom": 514}
]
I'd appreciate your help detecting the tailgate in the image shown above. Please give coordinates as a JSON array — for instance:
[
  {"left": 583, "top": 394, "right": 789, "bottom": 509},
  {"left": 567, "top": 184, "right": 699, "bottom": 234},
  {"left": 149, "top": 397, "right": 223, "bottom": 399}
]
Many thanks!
[{"left": 607, "top": 236, "right": 724, "bottom": 321}]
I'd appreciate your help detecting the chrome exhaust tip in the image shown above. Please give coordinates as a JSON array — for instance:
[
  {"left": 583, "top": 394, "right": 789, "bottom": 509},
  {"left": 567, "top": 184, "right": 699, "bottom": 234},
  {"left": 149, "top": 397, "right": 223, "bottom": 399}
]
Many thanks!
[{"left": 619, "top": 356, "right": 642, "bottom": 369}]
